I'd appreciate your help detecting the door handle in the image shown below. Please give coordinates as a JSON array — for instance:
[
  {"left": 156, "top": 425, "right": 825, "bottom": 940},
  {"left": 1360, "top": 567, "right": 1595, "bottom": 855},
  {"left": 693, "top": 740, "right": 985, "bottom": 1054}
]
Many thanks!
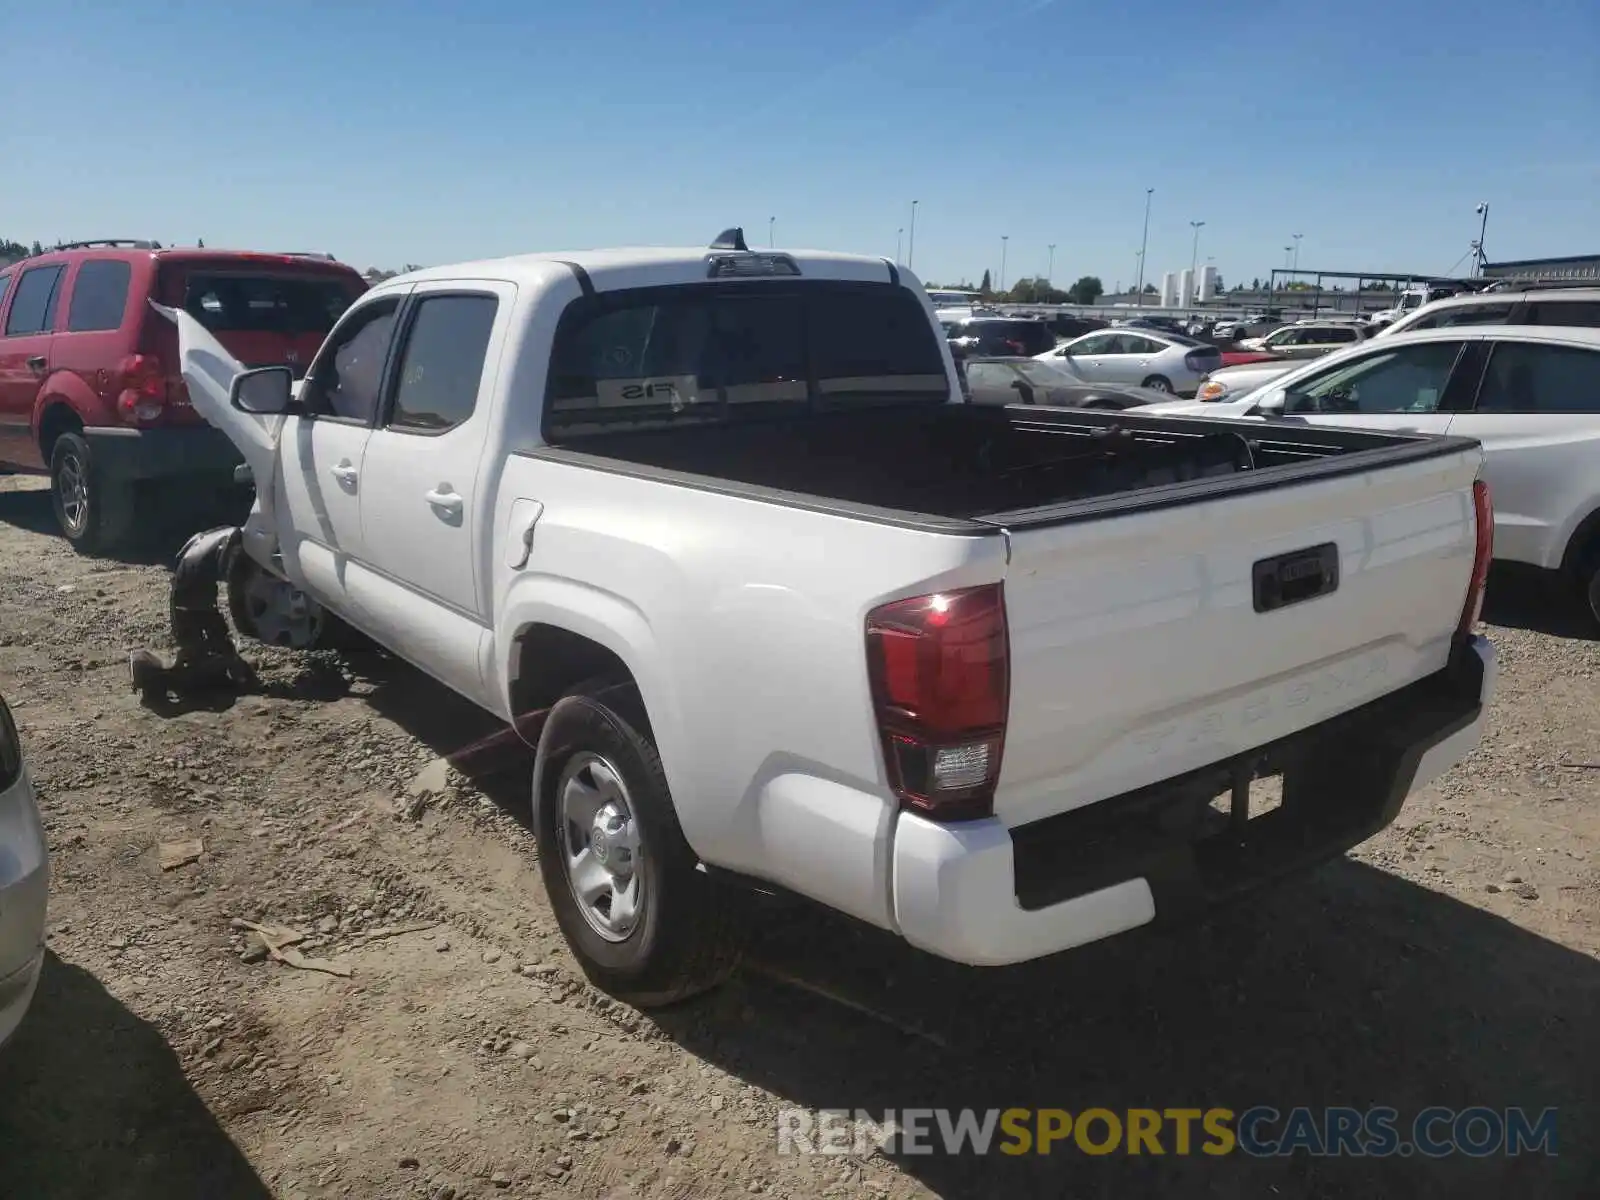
[
  {"left": 330, "top": 461, "right": 358, "bottom": 487},
  {"left": 26, "top": 355, "right": 47, "bottom": 374},
  {"left": 425, "top": 486, "right": 464, "bottom": 517}
]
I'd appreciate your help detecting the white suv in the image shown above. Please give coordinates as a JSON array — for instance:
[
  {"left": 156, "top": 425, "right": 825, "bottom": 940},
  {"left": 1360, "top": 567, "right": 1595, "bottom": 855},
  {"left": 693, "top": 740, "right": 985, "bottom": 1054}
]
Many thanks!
[
  {"left": 1377, "top": 287, "right": 1600, "bottom": 339},
  {"left": 1143, "top": 326, "right": 1600, "bottom": 624}
]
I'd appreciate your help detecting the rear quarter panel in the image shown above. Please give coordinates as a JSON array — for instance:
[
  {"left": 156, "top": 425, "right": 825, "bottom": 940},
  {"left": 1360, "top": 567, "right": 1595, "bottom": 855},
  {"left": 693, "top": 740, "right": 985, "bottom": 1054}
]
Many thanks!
[{"left": 489, "top": 452, "right": 1007, "bottom": 887}]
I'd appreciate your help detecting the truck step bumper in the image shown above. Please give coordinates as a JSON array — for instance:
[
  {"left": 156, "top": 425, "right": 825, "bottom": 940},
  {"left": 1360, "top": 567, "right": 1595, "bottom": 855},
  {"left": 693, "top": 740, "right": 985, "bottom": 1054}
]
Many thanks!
[{"left": 891, "top": 635, "right": 1494, "bottom": 967}]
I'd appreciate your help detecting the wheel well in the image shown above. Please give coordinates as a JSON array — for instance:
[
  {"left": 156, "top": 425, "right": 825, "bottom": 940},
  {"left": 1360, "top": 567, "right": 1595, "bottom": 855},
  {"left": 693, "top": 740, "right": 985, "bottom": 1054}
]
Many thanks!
[
  {"left": 509, "top": 624, "right": 639, "bottom": 734},
  {"left": 1560, "top": 507, "right": 1600, "bottom": 576},
  {"left": 37, "top": 404, "right": 82, "bottom": 463}
]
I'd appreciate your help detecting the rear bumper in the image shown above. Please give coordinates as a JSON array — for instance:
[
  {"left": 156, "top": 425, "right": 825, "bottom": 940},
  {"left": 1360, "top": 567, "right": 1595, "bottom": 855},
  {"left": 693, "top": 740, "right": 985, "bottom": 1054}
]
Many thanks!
[
  {"left": 891, "top": 635, "right": 1495, "bottom": 966},
  {"left": 82, "top": 424, "right": 243, "bottom": 483},
  {"left": 0, "top": 768, "right": 49, "bottom": 1049}
]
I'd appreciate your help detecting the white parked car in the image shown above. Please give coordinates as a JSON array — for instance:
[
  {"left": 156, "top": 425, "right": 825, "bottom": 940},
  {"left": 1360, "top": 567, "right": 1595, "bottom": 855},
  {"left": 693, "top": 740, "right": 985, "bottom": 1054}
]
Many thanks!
[
  {"left": 1033, "top": 328, "right": 1221, "bottom": 395},
  {"left": 1193, "top": 358, "right": 1299, "bottom": 404},
  {"left": 1141, "top": 325, "right": 1600, "bottom": 622},
  {"left": 176, "top": 232, "right": 1494, "bottom": 1004},
  {"left": 1237, "top": 321, "right": 1368, "bottom": 359},
  {"left": 0, "top": 689, "right": 49, "bottom": 1050}
]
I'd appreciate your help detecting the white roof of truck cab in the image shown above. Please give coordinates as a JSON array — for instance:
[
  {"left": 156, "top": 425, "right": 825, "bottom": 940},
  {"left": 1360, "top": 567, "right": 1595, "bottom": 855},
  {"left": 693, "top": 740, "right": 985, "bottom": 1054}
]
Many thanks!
[{"left": 374, "top": 247, "right": 912, "bottom": 295}]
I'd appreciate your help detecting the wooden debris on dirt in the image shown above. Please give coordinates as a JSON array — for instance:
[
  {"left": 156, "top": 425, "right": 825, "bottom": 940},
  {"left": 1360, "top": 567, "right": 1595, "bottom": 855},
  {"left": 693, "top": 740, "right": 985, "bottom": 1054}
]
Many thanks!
[
  {"left": 234, "top": 918, "right": 353, "bottom": 978},
  {"left": 158, "top": 838, "right": 205, "bottom": 871}
]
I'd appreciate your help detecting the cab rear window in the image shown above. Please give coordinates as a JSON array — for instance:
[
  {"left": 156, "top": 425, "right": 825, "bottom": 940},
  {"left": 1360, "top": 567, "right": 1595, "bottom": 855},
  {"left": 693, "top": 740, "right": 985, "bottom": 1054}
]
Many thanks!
[
  {"left": 545, "top": 282, "right": 948, "bottom": 437},
  {"left": 169, "top": 270, "right": 361, "bottom": 336}
]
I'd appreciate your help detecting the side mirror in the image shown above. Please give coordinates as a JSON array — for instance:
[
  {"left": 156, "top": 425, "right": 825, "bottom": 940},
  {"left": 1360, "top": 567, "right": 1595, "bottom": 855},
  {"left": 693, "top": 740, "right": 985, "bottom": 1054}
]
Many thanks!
[
  {"left": 1252, "top": 387, "right": 1289, "bottom": 415},
  {"left": 230, "top": 365, "right": 294, "bottom": 414}
]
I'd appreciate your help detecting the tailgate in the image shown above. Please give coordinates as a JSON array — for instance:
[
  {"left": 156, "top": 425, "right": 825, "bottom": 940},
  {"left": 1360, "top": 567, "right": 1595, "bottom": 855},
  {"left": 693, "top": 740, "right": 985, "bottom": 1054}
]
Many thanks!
[{"left": 995, "top": 445, "right": 1482, "bottom": 828}]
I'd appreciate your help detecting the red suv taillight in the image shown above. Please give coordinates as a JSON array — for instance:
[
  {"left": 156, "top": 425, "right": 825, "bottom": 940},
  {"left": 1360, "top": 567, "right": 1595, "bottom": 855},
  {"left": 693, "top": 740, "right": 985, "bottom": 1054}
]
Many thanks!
[
  {"left": 865, "top": 584, "right": 1009, "bottom": 822},
  {"left": 116, "top": 353, "right": 168, "bottom": 423},
  {"left": 1457, "top": 479, "right": 1493, "bottom": 636}
]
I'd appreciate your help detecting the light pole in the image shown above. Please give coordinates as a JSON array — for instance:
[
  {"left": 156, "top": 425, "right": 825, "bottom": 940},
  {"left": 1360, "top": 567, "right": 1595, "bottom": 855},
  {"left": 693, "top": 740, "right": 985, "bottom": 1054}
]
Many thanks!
[
  {"left": 907, "top": 200, "right": 919, "bottom": 270},
  {"left": 769, "top": 216, "right": 775, "bottom": 247},
  {"left": 1047, "top": 243, "right": 1056, "bottom": 288},
  {"left": 1135, "top": 187, "right": 1154, "bottom": 306},
  {"left": 1188, "top": 220, "right": 1205, "bottom": 307},
  {"left": 896, "top": 228, "right": 903, "bottom": 263},
  {"left": 999, "top": 236, "right": 1008, "bottom": 293},
  {"left": 1284, "top": 245, "right": 1293, "bottom": 269},
  {"left": 1134, "top": 249, "right": 1144, "bottom": 300},
  {"left": 1474, "top": 202, "right": 1490, "bottom": 275},
  {"left": 1291, "top": 232, "right": 1303, "bottom": 272}
]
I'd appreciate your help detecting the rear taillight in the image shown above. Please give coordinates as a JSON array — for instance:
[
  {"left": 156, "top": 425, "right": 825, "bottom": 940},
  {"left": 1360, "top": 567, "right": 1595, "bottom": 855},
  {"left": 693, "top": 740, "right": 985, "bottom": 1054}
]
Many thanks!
[
  {"left": 116, "top": 353, "right": 168, "bottom": 423},
  {"left": 1457, "top": 480, "right": 1493, "bottom": 636},
  {"left": 865, "top": 585, "right": 1009, "bottom": 822}
]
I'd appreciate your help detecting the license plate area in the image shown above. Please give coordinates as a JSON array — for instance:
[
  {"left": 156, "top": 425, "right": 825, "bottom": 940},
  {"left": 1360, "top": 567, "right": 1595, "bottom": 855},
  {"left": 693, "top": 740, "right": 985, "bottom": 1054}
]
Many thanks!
[{"left": 1253, "top": 542, "right": 1339, "bottom": 613}]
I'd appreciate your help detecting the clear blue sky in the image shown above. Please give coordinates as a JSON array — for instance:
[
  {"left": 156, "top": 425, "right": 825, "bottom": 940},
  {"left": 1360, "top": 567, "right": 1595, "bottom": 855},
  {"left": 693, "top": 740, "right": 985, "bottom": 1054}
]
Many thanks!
[{"left": 5, "top": 0, "right": 1596, "bottom": 289}]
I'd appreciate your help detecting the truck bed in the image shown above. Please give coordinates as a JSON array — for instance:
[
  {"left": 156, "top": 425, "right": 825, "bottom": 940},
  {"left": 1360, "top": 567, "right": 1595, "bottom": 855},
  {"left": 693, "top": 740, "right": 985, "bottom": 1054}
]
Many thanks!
[{"left": 533, "top": 403, "right": 1476, "bottom": 531}]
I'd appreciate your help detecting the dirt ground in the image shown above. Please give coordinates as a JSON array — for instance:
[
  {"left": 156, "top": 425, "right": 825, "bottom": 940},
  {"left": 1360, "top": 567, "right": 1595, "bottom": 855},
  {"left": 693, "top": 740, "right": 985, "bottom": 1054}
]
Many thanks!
[{"left": 0, "top": 473, "right": 1594, "bottom": 1200}]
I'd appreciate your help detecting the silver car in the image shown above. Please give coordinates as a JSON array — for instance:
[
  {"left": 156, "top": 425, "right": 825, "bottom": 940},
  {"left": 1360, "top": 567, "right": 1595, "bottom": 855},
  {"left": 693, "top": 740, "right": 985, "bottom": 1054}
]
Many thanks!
[
  {"left": 1033, "top": 329, "right": 1221, "bottom": 396},
  {"left": 0, "top": 689, "right": 48, "bottom": 1049}
]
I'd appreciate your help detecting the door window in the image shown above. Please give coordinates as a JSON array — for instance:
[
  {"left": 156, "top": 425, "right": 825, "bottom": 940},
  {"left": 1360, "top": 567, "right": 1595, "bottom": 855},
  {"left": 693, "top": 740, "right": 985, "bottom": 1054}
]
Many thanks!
[
  {"left": 1066, "top": 333, "right": 1111, "bottom": 355},
  {"left": 1286, "top": 341, "right": 1464, "bottom": 414},
  {"left": 1264, "top": 328, "right": 1300, "bottom": 348},
  {"left": 4, "top": 265, "right": 65, "bottom": 336},
  {"left": 1474, "top": 341, "right": 1600, "bottom": 414},
  {"left": 66, "top": 260, "right": 133, "bottom": 333},
  {"left": 1123, "top": 335, "right": 1164, "bottom": 354},
  {"left": 385, "top": 294, "right": 499, "bottom": 433},
  {"left": 298, "top": 296, "right": 402, "bottom": 423}
]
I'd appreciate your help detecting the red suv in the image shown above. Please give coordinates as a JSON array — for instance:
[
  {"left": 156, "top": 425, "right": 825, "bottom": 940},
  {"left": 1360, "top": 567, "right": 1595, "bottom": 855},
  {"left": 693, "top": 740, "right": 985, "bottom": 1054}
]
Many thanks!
[{"left": 0, "top": 240, "right": 367, "bottom": 552}]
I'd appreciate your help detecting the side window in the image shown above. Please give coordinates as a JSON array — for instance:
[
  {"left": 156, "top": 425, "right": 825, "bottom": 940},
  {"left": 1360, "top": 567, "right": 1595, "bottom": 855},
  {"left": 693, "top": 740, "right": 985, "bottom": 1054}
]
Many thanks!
[
  {"left": 1125, "top": 335, "right": 1162, "bottom": 354},
  {"left": 1264, "top": 329, "right": 1296, "bottom": 347},
  {"left": 1289, "top": 342, "right": 1464, "bottom": 414},
  {"left": 965, "top": 363, "right": 1012, "bottom": 391},
  {"left": 1475, "top": 342, "right": 1600, "bottom": 414},
  {"left": 386, "top": 294, "right": 499, "bottom": 433},
  {"left": 298, "top": 296, "right": 403, "bottom": 423},
  {"left": 66, "top": 260, "right": 133, "bottom": 333},
  {"left": 1526, "top": 301, "right": 1600, "bottom": 329},
  {"left": 0, "top": 273, "right": 12, "bottom": 311},
  {"left": 4, "top": 265, "right": 65, "bottom": 336},
  {"left": 1067, "top": 333, "right": 1108, "bottom": 355},
  {"left": 1410, "top": 304, "right": 1515, "bottom": 330}
]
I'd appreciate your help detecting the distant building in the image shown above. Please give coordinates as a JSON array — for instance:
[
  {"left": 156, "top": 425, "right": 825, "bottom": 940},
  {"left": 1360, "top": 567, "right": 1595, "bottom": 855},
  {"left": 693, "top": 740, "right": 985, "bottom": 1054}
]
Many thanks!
[
  {"left": 1160, "top": 271, "right": 1179, "bottom": 307},
  {"left": 1178, "top": 268, "right": 1194, "bottom": 308},
  {"left": 1197, "top": 265, "right": 1219, "bottom": 302},
  {"left": 1482, "top": 254, "right": 1600, "bottom": 282}
]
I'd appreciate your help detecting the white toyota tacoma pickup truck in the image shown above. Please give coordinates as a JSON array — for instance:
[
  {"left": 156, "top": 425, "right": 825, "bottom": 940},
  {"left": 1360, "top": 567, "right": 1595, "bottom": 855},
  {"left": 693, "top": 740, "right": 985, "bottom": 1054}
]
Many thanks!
[{"left": 172, "top": 230, "right": 1497, "bottom": 1006}]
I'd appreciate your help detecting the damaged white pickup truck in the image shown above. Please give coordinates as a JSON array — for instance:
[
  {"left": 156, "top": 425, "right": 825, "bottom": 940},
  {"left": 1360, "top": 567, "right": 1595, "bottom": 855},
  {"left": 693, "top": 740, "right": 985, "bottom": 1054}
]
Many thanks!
[{"left": 172, "top": 230, "right": 1496, "bottom": 1006}]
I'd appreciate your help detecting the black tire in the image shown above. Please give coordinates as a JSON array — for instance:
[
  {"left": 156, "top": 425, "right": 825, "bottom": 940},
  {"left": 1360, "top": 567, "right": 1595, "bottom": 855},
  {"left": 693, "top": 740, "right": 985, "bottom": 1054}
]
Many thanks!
[
  {"left": 533, "top": 681, "right": 744, "bottom": 1007},
  {"left": 50, "top": 430, "right": 135, "bottom": 554},
  {"left": 1574, "top": 550, "right": 1600, "bottom": 630},
  {"left": 1140, "top": 375, "right": 1174, "bottom": 393},
  {"left": 224, "top": 547, "right": 369, "bottom": 652}
]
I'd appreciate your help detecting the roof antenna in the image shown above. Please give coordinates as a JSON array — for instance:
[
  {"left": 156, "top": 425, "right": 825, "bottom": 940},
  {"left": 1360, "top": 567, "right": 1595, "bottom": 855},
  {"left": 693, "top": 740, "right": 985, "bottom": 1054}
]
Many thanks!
[{"left": 710, "top": 227, "right": 748, "bottom": 252}]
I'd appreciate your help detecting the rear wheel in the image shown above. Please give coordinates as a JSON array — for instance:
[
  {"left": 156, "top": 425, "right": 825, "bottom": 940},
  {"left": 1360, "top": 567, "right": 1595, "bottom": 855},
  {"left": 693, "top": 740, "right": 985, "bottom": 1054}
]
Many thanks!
[
  {"left": 1141, "top": 375, "right": 1174, "bottom": 393},
  {"left": 534, "top": 681, "right": 744, "bottom": 1006},
  {"left": 50, "top": 431, "right": 134, "bottom": 554}
]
